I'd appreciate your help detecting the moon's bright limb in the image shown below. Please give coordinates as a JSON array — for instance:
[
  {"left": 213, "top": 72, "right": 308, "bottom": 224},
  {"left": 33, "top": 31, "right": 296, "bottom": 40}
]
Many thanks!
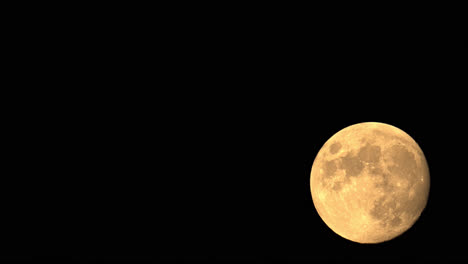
[{"left": 310, "top": 122, "right": 430, "bottom": 243}]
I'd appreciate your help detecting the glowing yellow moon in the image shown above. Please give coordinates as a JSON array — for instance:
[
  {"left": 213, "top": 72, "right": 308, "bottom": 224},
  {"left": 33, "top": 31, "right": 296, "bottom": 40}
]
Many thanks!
[{"left": 310, "top": 122, "right": 430, "bottom": 243}]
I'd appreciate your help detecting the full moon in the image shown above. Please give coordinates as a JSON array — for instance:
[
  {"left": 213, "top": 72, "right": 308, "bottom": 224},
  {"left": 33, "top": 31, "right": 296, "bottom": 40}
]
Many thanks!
[{"left": 310, "top": 122, "right": 430, "bottom": 243}]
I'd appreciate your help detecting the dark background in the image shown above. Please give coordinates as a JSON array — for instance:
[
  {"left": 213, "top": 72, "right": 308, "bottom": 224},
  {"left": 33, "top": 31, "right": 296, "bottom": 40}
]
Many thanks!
[{"left": 3, "top": 4, "right": 466, "bottom": 263}]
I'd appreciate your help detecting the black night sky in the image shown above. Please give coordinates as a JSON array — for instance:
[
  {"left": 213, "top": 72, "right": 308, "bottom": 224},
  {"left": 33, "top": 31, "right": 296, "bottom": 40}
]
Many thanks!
[
  {"left": 4, "top": 5, "right": 466, "bottom": 263},
  {"left": 88, "top": 27, "right": 465, "bottom": 262}
]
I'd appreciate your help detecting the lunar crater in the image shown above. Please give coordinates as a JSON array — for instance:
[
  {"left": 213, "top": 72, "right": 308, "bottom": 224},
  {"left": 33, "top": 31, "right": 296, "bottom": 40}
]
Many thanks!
[
  {"left": 329, "top": 142, "right": 342, "bottom": 154},
  {"left": 358, "top": 144, "right": 381, "bottom": 163},
  {"left": 385, "top": 144, "right": 418, "bottom": 179},
  {"left": 373, "top": 173, "right": 395, "bottom": 193},
  {"left": 339, "top": 153, "right": 363, "bottom": 177},
  {"left": 390, "top": 217, "right": 402, "bottom": 227},
  {"left": 324, "top": 160, "right": 337, "bottom": 177},
  {"left": 370, "top": 196, "right": 405, "bottom": 229}
]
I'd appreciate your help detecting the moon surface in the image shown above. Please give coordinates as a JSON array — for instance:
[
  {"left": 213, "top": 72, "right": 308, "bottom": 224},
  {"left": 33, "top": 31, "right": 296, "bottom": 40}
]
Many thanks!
[{"left": 310, "top": 122, "right": 430, "bottom": 243}]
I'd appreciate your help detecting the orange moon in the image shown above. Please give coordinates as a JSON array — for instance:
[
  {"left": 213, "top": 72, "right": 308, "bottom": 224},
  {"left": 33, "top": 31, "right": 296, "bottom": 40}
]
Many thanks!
[{"left": 310, "top": 122, "right": 430, "bottom": 243}]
